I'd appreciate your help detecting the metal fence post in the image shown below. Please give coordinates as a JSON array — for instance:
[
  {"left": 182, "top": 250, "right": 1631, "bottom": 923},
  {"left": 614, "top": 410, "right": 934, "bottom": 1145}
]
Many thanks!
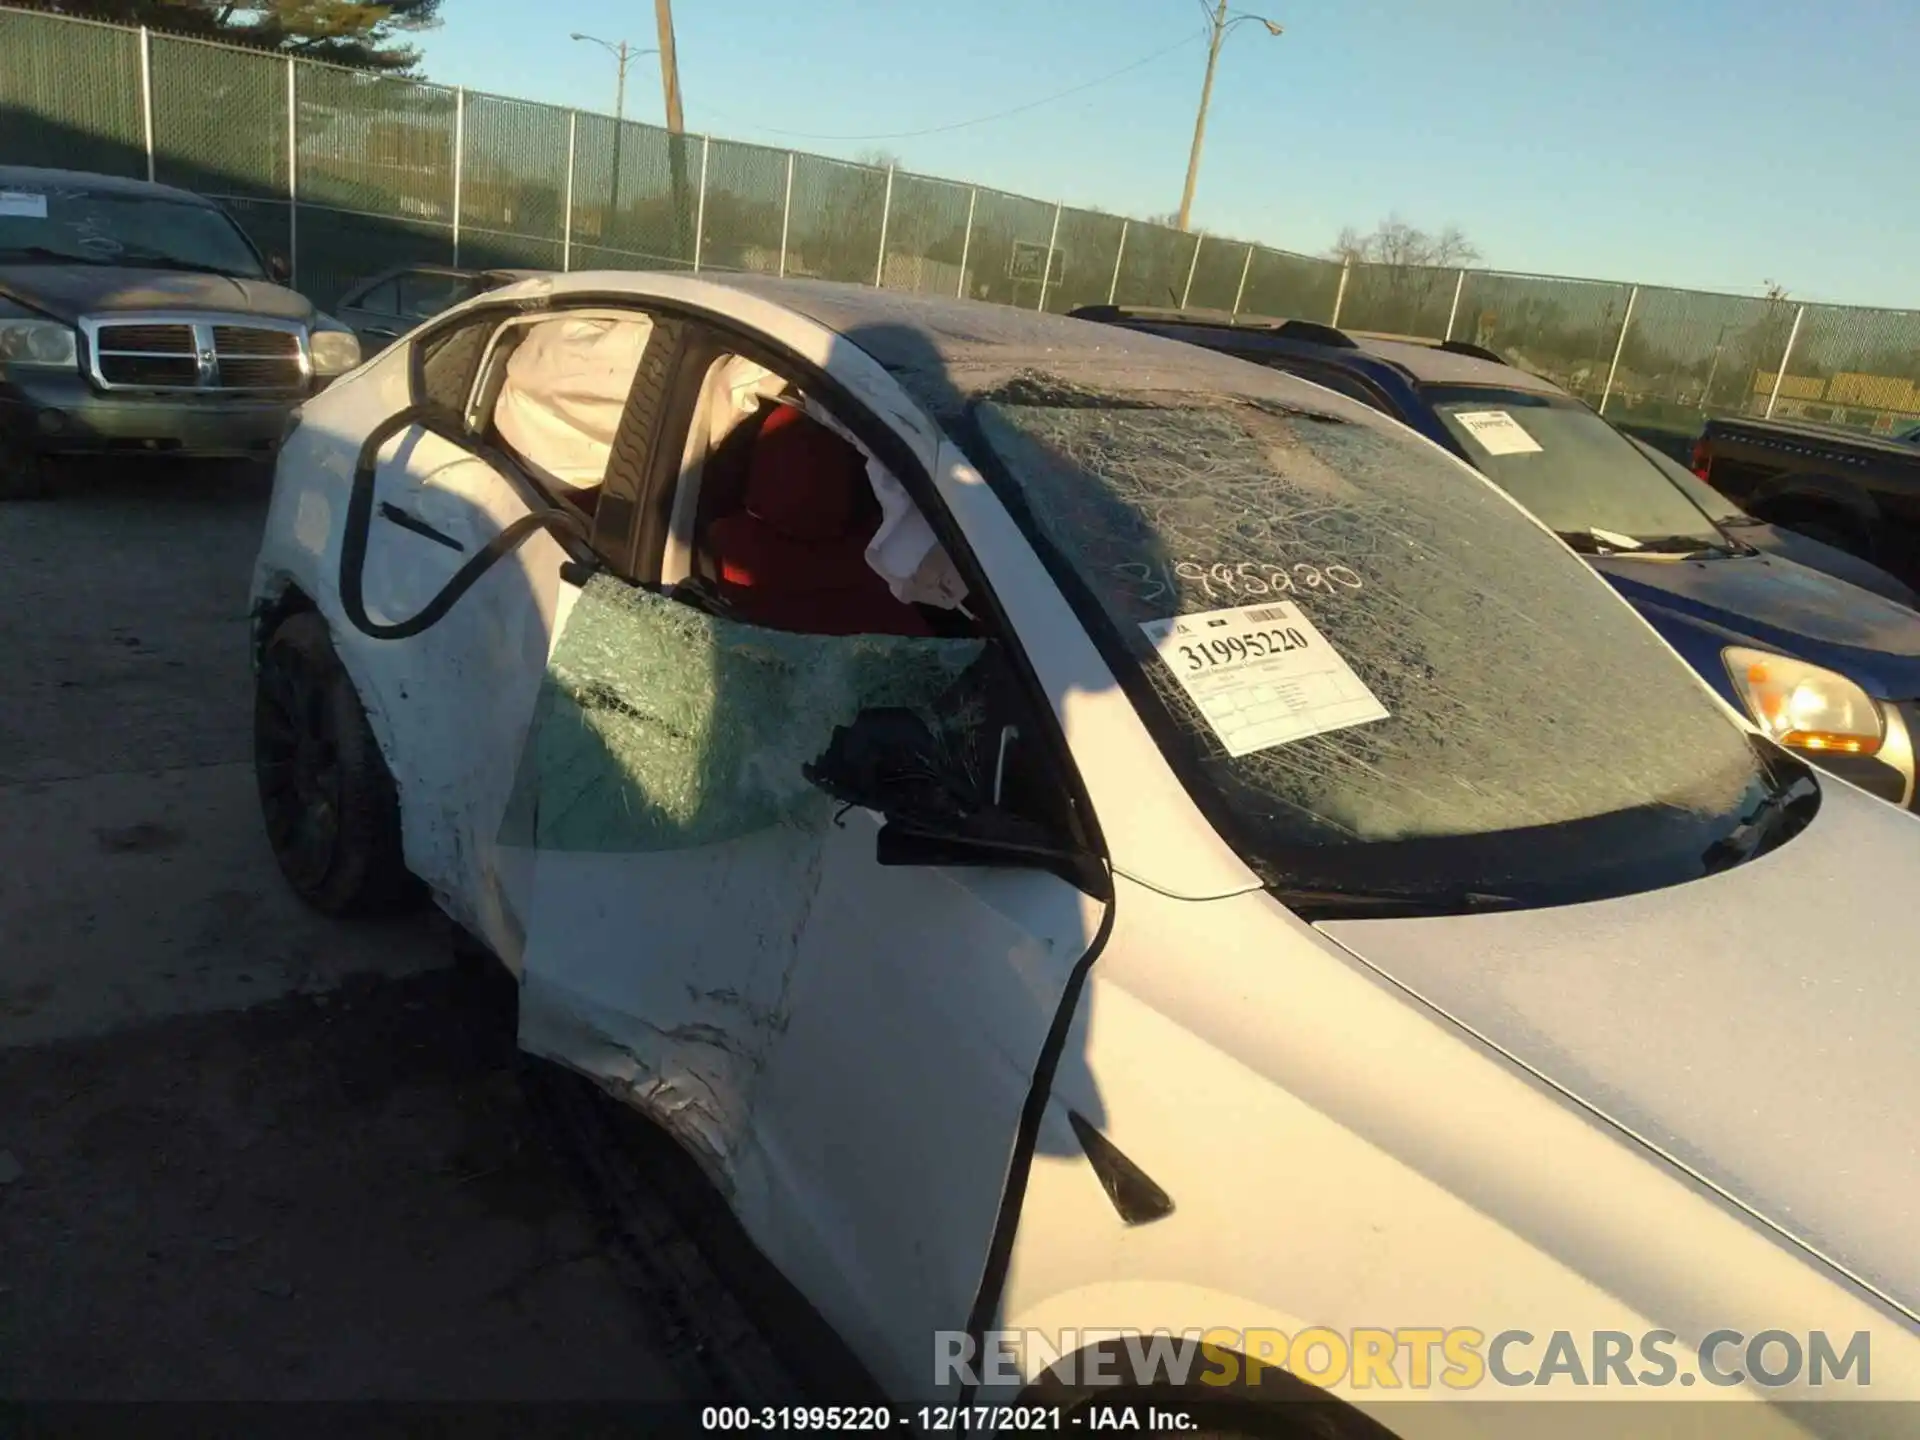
[
  {"left": 873, "top": 165, "right": 894, "bottom": 288},
  {"left": 137, "top": 27, "right": 155, "bottom": 182},
  {"left": 285, "top": 57, "right": 298, "bottom": 289},
  {"left": 1231, "top": 243, "right": 1255, "bottom": 315},
  {"left": 956, "top": 187, "right": 977, "bottom": 299},
  {"left": 1598, "top": 285, "right": 1640, "bottom": 416},
  {"left": 1180, "top": 233, "right": 1203, "bottom": 309},
  {"left": 1036, "top": 200, "right": 1064, "bottom": 312},
  {"left": 562, "top": 111, "right": 577, "bottom": 272},
  {"left": 1765, "top": 305, "right": 1808, "bottom": 420},
  {"left": 692, "top": 133, "right": 709, "bottom": 272},
  {"left": 450, "top": 87, "right": 465, "bottom": 267},
  {"left": 778, "top": 151, "right": 794, "bottom": 278},
  {"left": 1330, "top": 257, "right": 1351, "bottom": 327},
  {"left": 1107, "top": 220, "right": 1128, "bottom": 305},
  {"left": 1700, "top": 324, "right": 1730, "bottom": 413},
  {"left": 1444, "top": 269, "right": 1466, "bottom": 340}
]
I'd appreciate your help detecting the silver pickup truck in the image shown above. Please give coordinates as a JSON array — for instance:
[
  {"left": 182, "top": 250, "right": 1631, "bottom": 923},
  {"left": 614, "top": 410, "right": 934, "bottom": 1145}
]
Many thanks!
[{"left": 0, "top": 163, "right": 363, "bottom": 499}]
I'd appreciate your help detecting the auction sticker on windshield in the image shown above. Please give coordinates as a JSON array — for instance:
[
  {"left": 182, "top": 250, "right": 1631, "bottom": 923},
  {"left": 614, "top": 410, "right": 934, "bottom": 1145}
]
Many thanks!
[
  {"left": 1453, "top": 410, "right": 1542, "bottom": 456},
  {"left": 0, "top": 191, "right": 48, "bottom": 219},
  {"left": 1139, "top": 601, "right": 1389, "bottom": 757}
]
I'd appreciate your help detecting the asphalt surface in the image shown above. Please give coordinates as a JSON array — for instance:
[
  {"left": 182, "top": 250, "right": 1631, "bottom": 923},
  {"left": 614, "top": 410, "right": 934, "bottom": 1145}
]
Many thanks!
[{"left": 0, "top": 461, "right": 692, "bottom": 1401}]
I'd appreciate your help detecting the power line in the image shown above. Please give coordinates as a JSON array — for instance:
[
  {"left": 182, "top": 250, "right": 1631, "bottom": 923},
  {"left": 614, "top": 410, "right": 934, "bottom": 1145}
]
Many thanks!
[{"left": 692, "top": 30, "right": 1205, "bottom": 142}]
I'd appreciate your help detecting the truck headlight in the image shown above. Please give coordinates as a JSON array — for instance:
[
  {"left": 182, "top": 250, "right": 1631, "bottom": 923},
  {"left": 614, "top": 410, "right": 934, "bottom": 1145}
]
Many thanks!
[
  {"left": 0, "top": 319, "right": 79, "bottom": 369},
  {"left": 1724, "top": 647, "right": 1885, "bottom": 756},
  {"left": 308, "top": 319, "right": 361, "bottom": 378}
]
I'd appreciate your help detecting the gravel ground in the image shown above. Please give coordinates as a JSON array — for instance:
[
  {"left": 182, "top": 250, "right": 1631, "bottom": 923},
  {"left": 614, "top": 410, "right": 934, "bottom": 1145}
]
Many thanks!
[
  {"left": 0, "top": 461, "right": 695, "bottom": 1402},
  {"left": 0, "top": 966, "right": 684, "bottom": 1400}
]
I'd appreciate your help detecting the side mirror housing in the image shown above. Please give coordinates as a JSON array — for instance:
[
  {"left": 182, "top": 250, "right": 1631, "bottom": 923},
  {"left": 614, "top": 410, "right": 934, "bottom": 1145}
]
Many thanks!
[
  {"left": 267, "top": 254, "right": 292, "bottom": 283},
  {"left": 805, "top": 708, "right": 1105, "bottom": 896}
]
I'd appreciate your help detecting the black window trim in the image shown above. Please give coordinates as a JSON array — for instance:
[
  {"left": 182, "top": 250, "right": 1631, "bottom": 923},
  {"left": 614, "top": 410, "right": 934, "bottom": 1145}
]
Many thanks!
[{"left": 400, "top": 299, "right": 601, "bottom": 570}]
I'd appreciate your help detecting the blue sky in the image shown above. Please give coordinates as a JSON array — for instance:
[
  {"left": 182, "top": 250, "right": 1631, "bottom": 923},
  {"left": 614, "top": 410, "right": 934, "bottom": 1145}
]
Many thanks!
[{"left": 419, "top": 0, "right": 1917, "bottom": 308}]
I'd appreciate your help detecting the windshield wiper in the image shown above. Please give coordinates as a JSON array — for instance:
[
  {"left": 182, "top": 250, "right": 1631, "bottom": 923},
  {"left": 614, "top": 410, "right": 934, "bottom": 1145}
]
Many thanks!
[
  {"left": 1624, "top": 533, "right": 1737, "bottom": 558},
  {"left": 0, "top": 245, "right": 119, "bottom": 266},
  {"left": 1700, "top": 774, "right": 1819, "bottom": 874}
]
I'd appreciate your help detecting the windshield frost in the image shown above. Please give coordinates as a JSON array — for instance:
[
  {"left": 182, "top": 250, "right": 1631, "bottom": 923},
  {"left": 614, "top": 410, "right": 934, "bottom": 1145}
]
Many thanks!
[{"left": 972, "top": 383, "right": 1777, "bottom": 902}]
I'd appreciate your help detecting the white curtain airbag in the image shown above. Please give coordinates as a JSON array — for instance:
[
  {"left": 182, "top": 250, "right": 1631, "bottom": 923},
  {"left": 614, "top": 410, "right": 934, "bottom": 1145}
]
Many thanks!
[{"left": 493, "top": 316, "right": 653, "bottom": 491}]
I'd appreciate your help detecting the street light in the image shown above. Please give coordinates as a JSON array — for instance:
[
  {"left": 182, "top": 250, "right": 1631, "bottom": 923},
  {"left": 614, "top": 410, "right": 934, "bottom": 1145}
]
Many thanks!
[
  {"left": 571, "top": 33, "right": 657, "bottom": 221},
  {"left": 1176, "top": 0, "right": 1282, "bottom": 233}
]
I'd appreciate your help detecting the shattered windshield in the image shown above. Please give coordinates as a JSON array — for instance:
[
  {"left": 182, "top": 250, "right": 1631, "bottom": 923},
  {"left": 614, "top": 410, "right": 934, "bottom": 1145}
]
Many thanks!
[
  {"left": 1425, "top": 387, "right": 1728, "bottom": 554},
  {"left": 965, "top": 375, "right": 1805, "bottom": 913}
]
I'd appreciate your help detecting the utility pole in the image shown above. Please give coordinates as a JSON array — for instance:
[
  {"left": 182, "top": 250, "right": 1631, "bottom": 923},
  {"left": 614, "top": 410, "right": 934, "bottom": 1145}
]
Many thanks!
[
  {"left": 655, "top": 0, "right": 693, "bottom": 261},
  {"left": 654, "top": 0, "right": 686, "bottom": 133},
  {"left": 572, "top": 33, "right": 655, "bottom": 225},
  {"left": 1177, "top": 1, "right": 1282, "bottom": 233}
]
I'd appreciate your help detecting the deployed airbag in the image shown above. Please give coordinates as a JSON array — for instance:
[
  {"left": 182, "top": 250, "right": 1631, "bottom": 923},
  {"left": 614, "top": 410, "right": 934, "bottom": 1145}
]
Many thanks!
[
  {"left": 704, "top": 357, "right": 966, "bottom": 609},
  {"left": 492, "top": 315, "right": 653, "bottom": 492}
]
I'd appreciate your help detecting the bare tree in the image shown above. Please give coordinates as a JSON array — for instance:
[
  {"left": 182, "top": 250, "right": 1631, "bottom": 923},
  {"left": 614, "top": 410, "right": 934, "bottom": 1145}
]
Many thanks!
[
  {"left": 1330, "top": 215, "right": 1481, "bottom": 268},
  {"left": 1324, "top": 216, "right": 1481, "bottom": 336}
]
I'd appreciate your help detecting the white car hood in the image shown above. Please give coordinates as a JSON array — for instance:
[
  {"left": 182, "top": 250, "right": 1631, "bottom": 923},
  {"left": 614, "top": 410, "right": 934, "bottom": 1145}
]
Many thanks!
[{"left": 1317, "top": 780, "right": 1920, "bottom": 1321}]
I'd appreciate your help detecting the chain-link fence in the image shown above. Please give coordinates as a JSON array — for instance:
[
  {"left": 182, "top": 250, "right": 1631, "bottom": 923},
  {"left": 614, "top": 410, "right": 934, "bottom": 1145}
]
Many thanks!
[{"left": 6, "top": 3, "right": 1919, "bottom": 443}]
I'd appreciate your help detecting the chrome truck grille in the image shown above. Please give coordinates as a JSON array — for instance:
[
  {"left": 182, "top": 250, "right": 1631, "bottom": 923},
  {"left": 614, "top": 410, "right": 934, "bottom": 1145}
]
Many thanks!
[{"left": 79, "top": 314, "right": 312, "bottom": 394}]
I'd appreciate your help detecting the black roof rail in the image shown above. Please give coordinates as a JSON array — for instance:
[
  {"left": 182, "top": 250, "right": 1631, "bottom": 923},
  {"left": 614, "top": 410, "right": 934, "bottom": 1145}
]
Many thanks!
[
  {"left": 1270, "top": 319, "right": 1358, "bottom": 349},
  {"left": 1069, "top": 304, "right": 1259, "bottom": 327},
  {"left": 1435, "top": 339, "right": 1508, "bottom": 364},
  {"left": 1069, "top": 304, "right": 1362, "bottom": 349}
]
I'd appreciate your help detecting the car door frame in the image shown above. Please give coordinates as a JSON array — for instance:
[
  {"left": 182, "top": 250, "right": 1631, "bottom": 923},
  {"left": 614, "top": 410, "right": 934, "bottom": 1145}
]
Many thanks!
[
  {"left": 600, "top": 297, "right": 1114, "bottom": 869},
  {"left": 334, "top": 267, "right": 411, "bottom": 353},
  {"left": 496, "top": 290, "right": 1148, "bottom": 1392},
  {"left": 326, "top": 290, "right": 696, "bottom": 954}
]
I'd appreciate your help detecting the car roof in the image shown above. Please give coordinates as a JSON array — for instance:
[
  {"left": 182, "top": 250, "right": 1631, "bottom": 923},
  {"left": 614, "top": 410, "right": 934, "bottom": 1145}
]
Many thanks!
[
  {"left": 474, "top": 271, "right": 1481, "bottom": 437},
  {"left": 0, "top": 163, "right": 218, "bottom": 208},
  {"left": 706, "top": 275, "right": 1342, "bottom": 409},
  {"left": 1068, "top": 305, "right": 1571, "bottom": 399}
]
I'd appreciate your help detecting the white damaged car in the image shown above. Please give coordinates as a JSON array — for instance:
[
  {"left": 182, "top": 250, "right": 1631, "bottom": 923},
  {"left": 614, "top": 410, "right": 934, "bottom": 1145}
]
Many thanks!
[{"left": 249, "top": 273, "right": 1919, "bottom": 1436}]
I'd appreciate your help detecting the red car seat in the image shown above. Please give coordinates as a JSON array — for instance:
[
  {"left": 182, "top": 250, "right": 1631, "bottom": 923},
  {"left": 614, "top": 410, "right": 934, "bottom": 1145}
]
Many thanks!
[{"left": 705, "top": 405, "right": 931, "bottom": 638}]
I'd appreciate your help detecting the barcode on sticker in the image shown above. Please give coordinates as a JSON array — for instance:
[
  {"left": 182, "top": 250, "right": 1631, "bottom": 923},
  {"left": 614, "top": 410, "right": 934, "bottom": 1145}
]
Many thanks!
[{"left": 1246, "top": 606, "right": 1291, "bottom": 622}]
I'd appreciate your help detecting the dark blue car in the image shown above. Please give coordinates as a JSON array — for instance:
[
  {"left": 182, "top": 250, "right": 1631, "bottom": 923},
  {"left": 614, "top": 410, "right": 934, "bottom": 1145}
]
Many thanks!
[{"left": 1074, "top": 306, "right": 1920, "bottom": 810}]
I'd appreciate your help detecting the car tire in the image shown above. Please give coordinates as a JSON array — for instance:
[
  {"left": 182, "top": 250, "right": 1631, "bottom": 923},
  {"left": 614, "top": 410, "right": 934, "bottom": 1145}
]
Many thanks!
[
  {"left": 0, "top": 437, "right": 53, "bottom": 500},
  {"left": 254, "top": 610, "right": 417, "bottom": 916}
]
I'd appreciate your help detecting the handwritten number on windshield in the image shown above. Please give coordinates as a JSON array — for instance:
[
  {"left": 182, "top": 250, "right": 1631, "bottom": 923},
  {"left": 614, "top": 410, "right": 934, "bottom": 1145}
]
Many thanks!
[
  {"left": 1116, "top": 560, "right": 1364, "bottom": 605},
  {"left": 1178, "top": 628, "right": 1309, "bottom": 670}
]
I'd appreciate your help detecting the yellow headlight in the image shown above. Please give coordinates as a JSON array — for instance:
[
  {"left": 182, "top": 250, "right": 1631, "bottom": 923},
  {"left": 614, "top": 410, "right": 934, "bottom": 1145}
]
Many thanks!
[{"left": 1724, "top": 647, "right": 1884, "bottom": 756}]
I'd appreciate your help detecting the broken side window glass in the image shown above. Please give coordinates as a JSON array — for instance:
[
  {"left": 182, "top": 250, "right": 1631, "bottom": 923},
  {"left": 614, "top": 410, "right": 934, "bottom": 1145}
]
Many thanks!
[{"left": 498, "top": 577, "right": 986, "bottom": 853}]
